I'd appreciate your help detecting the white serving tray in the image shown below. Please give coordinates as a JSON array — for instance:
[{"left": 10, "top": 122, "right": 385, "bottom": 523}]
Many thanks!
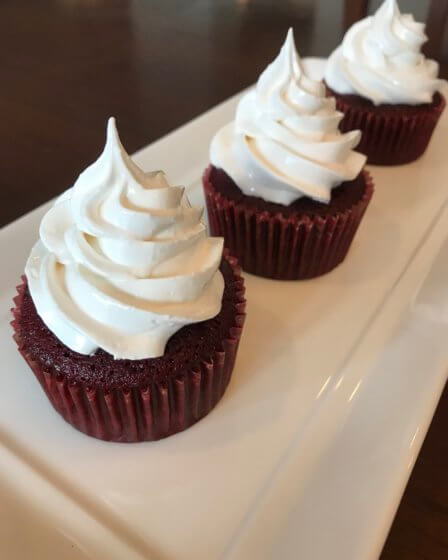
[{"left": 1, "top": 59, "right": 447, "bottom": 560}]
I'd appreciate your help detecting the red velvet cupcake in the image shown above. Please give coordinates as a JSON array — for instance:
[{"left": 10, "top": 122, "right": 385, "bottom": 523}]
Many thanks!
[
  {"left": 324, "top": 0, "right": 446, "bottom": 165},
  {"left": 204, "top": 166, "right": 373, "bottom": 280},
  {"left": 12, "top": 118, "right": 246, "bottom": 442},
  {"left": 204, "top": 29, "right": 372, "bottom": 280},
  {"left": 12, "top": 256, "right": 245, "bottom": 443}
]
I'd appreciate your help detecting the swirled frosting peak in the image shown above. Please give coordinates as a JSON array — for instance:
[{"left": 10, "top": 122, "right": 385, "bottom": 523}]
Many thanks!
[
  {"left": 325, "top": 0, "right": 445, "bottom": 105},
  {"left": 210, "top": 28, "right": 366, "bottom": 205},
  {"left": 26, "top": 118, "right": 224, "bottom": 359}
]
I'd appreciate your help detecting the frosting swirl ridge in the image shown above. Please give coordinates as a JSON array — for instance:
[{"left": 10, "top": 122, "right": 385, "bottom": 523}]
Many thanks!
[
  {"left": 210, "top": 28, "right": 366, "bottom": 205},
  {"left": 26, "top": 118, "right": 224, "bottom": 359},
  {"left": 325, "top": 0, "right": 445, "bottom": 105}
]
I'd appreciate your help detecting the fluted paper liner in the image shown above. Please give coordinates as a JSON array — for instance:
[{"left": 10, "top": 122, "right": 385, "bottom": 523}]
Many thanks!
[
  {"left": 11, "top": 254, "right": 246, "bottom": 443},
  {"left": 327, "top": 87, "right": 445, "bottom": 166},
  {"left": 203, "top": 166, "right": 374, "bottom": 280}
]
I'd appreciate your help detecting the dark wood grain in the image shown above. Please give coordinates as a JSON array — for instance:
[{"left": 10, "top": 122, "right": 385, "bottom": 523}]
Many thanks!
[
  {"left": 380, "top": 386, "right": 448, "bottom": 560},
  {"left": 344, "top": 0, "right": 370, "bottom": 30},
  {"left": 426, "top": 0, "right": 448, "bottom": 60},
  {"left": 1, "top": 1, "right": 447, "bottom": 558}
]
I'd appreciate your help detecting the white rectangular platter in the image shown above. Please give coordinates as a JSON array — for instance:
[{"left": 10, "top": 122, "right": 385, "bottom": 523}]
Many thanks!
[{"left": 1, "top": 59, "right": 448, "bottom": 560}]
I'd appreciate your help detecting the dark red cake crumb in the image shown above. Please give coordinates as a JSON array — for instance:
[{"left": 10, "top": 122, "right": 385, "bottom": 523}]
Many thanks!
[
  {"left": 327, "top": 89, "right": 442, "bottom": 112},
  {"left": 12, "top": 254, "right": 246, "bottom": 442},
  {"left": 17, "top": 258, "right": 241, "bottom": 390},
  {"left": 207, "top": 166, "right": 368, "bottom": 218}
]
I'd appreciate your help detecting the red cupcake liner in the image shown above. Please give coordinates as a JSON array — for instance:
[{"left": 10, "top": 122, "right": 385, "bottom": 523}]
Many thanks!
[
  {"left": 203, "top": 166, "right": 374, "bottom": 280},
  {"left": 11, "top": 255, "right": 246, "bottom": 443},
  {"left": 327, "top": 88, "right": 445, "bottom": 166}
]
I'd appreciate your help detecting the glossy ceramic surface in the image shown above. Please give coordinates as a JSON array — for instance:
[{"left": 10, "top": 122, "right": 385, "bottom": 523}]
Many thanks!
[{"left": 0, "top": 59, "right": 447, "bottom": 560}]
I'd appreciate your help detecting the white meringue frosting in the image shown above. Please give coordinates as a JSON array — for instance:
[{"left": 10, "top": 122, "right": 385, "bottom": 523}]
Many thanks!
[
  {"left": 26, "top": 118, "right": 224, "bottom": 360},
  {"left": 210, "top": 28, "right": 366, "bottom": 205},
  {"left": 325, "top": 0, "right": 445, "bottom": 105}
]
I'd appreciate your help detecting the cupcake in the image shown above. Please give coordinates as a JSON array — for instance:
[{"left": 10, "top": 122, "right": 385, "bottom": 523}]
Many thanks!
[
  {"left": 12, "top": 118, "right": 246, "bottom": 442},
  {"left": 325, "top": 0, "right": 446, "bottom": 165},
  {"left": 203, "top": 29, "right": 373, "bottom": 280}
]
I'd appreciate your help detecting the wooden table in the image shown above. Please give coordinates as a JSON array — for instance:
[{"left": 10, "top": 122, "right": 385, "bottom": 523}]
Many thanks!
[{"left": 1, "top": 1, "right": 447, "bottom": 557}]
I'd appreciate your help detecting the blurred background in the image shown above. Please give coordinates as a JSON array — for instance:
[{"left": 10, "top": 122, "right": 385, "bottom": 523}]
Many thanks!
[{"left": 1, "top": 0, "right": 446, "bottom": 227}]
